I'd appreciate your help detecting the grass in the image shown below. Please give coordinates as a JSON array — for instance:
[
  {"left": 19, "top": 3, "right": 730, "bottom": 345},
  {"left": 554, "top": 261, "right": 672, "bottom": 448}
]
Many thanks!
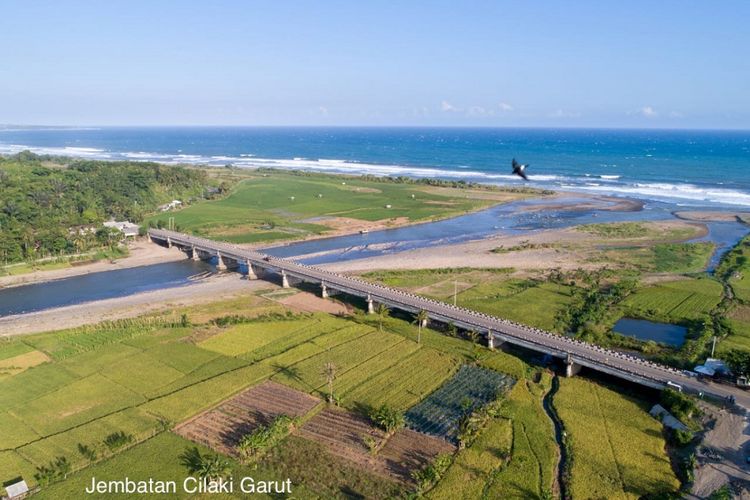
[
  {"left": 595, "top": 242, "right": 715, "bottom": 273},
  {"left": 554, "top": 377, "right": 680, "bottom": 499},
  {"left": 428, "top": 418, "right": 512, "bottom": 499},
  {"left": 147, "top": 171, "right": 506, "bottom": 243},
  {"left": 362, "top": 269, "right": 574, "bottom": 332},
  {"left": 488, "top": 374, "right": 557, "bottom": 500},
  {"left": 343, "top": 348, "right": 460, "bottom": 411},
  {"left": 578, "top": 222, "right": 698, "bottom": 241},
  {"left": 623, "top": 278, "right": 723, "bottom": 321},
  {"left": 0, "top": 281, "right": 682, "bottom": 498}
]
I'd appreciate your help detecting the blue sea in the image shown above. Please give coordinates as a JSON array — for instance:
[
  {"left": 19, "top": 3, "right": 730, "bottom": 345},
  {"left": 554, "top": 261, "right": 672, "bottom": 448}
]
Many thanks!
[{"left": 1, "top": 126, "right": 749, "bottom": 207}]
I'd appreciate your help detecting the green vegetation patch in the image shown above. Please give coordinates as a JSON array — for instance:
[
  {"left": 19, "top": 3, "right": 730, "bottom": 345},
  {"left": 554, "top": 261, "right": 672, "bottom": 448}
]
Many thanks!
[
  {"left": 429, "top": 418, "right": 512, "bottom": 499},
  {"left": 489, "top": 375, "right": 557, "bottom": 499},
  {"left": 150, "top": 172, "right": 503, "bottom": 243},
  {"left": 623, "top": 278, "right": 723, "bottom": 321},
  {"left": 555, "top": 377, "right": 680, "bottom": 499},
  {"left": 11, "top": 373, "right": 145, "bottom": 436},
  {"left": 405, "top": 365, "right": 514, "bottom": 442},
  {"left": 343, "top": 348, "right": 459, "bottom": 411},
  {"left": 272, "top": 330, "right": 405, "bottom": 394},
  {"left": 597, "top": 242, "right": 714, "bottom": 273},
  {"left": 199, "top": 317, "right": 326, "bottom": 356}
]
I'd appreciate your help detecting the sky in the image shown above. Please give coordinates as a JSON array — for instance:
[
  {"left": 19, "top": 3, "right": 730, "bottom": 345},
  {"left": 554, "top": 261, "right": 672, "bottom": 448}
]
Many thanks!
[{"left": 0, "top": 1, "right": 748, "bottom": 128}]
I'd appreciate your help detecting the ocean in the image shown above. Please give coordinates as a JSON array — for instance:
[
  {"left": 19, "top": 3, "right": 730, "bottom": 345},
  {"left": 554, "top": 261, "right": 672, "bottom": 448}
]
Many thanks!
[{"left": 1, "top": 126, "right": 749, "bottom": 207}]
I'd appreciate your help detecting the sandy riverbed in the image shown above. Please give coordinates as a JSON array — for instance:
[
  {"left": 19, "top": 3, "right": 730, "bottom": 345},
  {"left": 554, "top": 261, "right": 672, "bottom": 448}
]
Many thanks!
[
  {"left": 0, "top": 273, "right": 268, "bottom": 336},
  {"left": 0, "top": 240, "right": 186, "bottom": 290},
  {"left": 323, "top": 219, "right": 705, "bottom": 274}
]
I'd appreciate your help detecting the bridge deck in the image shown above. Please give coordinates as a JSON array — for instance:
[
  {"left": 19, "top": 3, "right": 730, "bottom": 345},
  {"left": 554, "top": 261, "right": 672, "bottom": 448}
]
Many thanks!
[{"left": 149, "top": 228, "right": 750, "bottom": 408}]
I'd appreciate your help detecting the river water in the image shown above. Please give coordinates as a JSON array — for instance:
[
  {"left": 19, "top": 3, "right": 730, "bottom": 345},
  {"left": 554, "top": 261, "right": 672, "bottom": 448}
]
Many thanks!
[
  {"left": 1, "top": 195, "right": 747, "bottom": 319},
  {"left": 0, "top": 260, "right": 211, "bottom": 317}
]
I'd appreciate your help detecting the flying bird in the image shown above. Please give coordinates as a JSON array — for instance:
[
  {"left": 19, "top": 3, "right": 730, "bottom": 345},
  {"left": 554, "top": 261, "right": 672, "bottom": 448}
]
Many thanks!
[{"left": 511, "top": 158, "right": 529, "bottom": 180}]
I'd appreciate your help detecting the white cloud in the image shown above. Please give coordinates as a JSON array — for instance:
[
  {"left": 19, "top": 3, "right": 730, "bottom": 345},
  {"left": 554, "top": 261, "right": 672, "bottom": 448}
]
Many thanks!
[
  {"left": 441, "top": 100, "right": 460, "bottom": 112},
  {"left": 498, "top": 102, "right": 514, "bottom": 112},
  {"left": 317, "top": 106, "right": 329, "bottom": 116},
  {"left": 630, "top": 106, "right": 658, "bottom": 118},
  {"left": 669, "top": 110, "right": 684, "bottom": 118}
]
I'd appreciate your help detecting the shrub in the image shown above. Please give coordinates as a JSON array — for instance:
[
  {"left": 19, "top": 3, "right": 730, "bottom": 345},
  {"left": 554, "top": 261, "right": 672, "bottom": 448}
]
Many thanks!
[
  {"left": 370, "top": 404, "right": 405, "bottom": 433},
  {"left": 236, "top": 415, "right": 296, "bottom": 460},
  {"left": 34, "top": 456, "right": 71, "bottom": 486},
  {"left": 104, "top": 431, "right": 134, "bottom": 451}
]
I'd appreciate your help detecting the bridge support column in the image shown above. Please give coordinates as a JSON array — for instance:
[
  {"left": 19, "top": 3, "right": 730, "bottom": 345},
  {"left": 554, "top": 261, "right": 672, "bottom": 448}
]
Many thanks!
[
  {"left": 321, "top": 282, "right": 329, "bottom": 299},
  {"left": 215, "top": 252, "right": 227, "bottom": 271},
  {"left": 420, "top": 319, "right": 428, "bottom": 328},
  {"left": 245, "top": 260, "right": 258, "bottom": 280},
  {"left": 166, "top": 237, "right": 172, "bottom": 249},
  {"left": 281, "top": 270, "right": 290, "bottom": 288},
  {"left": 487, "top": 330, "right": 495, "bottom": 350},
  {"left": 366, "top": 295, "right": 375, "bottom": 314},
  {"left": 565, "top": 354, "right": 581, "bottom": 377},
  {"left": 190, "top": 247, "right": 200, "bottom": 261}
]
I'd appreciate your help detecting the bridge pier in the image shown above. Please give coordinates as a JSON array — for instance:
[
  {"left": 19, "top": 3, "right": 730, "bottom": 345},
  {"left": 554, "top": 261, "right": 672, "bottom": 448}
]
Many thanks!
[
  {"left": 166, "top": 237, "right": 172, "bottom": 249},
  {"left": 215, "top": 252, "right": 227, "bottom": 271},
  {"left": 190, "top": 246, "right": 200, "bottom": 261},
  {"left": 366, "top": 295, "right": 375, "bottom": 314},
  {"left": 321, "top": 282, "right": 329, "bottom": 299},
  {"left": 487, "top": 330, "right": 495, "bottom": 350},
  {"left": 565, "top": 354, "right": 582, "bottom": 377},
  {"left": 245, "top": 260, "right": 258, "bottom": 280},
  {"left": 281, "top": 270, "right": 290, "bottom": 289}
]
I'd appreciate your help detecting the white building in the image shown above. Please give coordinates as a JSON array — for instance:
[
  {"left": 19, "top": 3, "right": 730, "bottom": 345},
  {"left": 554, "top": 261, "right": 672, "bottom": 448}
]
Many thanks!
[{"left": 103, "top": 220, "right": 140, "bottom": 238}]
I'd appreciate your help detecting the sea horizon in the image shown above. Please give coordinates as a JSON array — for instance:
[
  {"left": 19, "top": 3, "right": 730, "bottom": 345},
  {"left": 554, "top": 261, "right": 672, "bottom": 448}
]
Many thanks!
[{"left": 2, "top": 126, "right": 750, "bottom": 208}]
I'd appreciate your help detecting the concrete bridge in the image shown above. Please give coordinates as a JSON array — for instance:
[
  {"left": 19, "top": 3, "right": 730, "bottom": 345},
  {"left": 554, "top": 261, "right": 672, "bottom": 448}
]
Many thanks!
[{"left": 149, "top": 228, "right": 750, "bottom": 408}]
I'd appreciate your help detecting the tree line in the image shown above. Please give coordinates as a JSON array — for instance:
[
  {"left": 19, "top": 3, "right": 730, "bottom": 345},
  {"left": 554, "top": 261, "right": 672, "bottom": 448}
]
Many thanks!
[{"left": 0, "top": 152, "right": 211, "bottom": 264}]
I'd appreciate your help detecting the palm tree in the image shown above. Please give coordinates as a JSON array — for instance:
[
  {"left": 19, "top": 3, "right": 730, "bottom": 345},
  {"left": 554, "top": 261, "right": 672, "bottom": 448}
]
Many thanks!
[
  {"left": 375, "top": 303, "right": 389, "bottom": 332},
  {"left": 414, "top": 310, "right": 428, "bottom": 344},
  {"left": 323, "top": 362, "right": 337, "bottom": 403}
]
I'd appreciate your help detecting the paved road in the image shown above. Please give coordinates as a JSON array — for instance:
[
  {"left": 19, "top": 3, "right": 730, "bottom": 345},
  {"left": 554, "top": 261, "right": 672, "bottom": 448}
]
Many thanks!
[{"left": 149, "top": 229, "right": 750, "bottom": 409}]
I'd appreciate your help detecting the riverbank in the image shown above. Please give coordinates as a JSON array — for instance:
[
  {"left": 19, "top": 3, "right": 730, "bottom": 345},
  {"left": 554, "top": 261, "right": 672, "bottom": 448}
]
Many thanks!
[
  {"left": 0, "top": 273, "right": 267, "bottom": 336},
  {"left": 322, "top": 219, "right": 708, "bottom": 274},
  {"left": 0, "top": 239, "right": 185, "bottom": 290}
]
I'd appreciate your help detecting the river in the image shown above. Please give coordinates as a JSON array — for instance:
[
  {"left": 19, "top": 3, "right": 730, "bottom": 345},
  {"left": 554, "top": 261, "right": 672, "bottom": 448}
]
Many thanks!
[{"left": 0, "top": 195, "right": 747, "bottom": 317}]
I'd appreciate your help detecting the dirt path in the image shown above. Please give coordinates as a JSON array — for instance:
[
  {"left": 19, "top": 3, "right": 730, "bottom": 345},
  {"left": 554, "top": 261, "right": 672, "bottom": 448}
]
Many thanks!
[{"left": 691, "top": 405, "right": 750, "bottom": 499}]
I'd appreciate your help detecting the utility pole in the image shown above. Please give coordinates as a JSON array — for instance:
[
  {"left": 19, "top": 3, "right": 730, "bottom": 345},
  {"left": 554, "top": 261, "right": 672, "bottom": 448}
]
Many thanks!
[{"left": 453, "top": 280, "right": 457, "bottom": 306}]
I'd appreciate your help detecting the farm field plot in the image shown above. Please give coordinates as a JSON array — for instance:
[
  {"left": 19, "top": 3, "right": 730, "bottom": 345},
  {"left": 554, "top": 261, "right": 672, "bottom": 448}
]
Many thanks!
[
  {"left": 555, "top": 377, "right": 679, "bottom": 499},
  {"left": 298, "top": 406, "right": 453, "bottom": 484},
  {"left": 377, "top": 428, "right": 456, "bottom": 483},
  {"left": 488, "top": 377, "right": 557, "bottom": 500},
  {"left": 405, "top": 365, "right": 515, "bottom": 442},
  {"left": 0, "top": 349, "right": 49, "bottom": 377},
  {"left": 343, "top": 348, "right": 460, "bottom": 411},
  {"left": 198, "top": 317, "right": 328, "bottom": 356},
  {"left": 623, "top": 278, "right": 722, "bottom": 320},
  {"left": 11, "top": 373, "right": 145, "bottom": 435},
  {"left": 175, "top": 380, "right": 320, "bottom": 456},
  {"left": 272, "top": 330, "right": 406, "bottom": 394},
  {"left": 148, "top": 172, "right": 503, "bottom": 243},
  {"left": 428, "top": 417, "right": 512, "bottom": 499}
]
